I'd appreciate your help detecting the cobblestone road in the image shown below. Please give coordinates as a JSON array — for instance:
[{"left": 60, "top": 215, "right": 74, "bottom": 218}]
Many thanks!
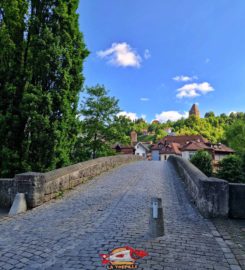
[
  {"left": 214, "top": 219, "right": 245, "bottom": 269},
  {"left": 0, "top": 161, "right": 242, "bottom": 269}
]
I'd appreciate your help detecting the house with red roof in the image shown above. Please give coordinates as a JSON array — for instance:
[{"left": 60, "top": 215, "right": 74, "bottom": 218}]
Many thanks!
[
  {"left": 151, "top": 135, "right": 234, "bottom": 163},
  {"left": 134, "top": 142, "right": 151, "bottom": 158},
  {"left": 113, "top": 144, "right": 135, "bottom": 155}
]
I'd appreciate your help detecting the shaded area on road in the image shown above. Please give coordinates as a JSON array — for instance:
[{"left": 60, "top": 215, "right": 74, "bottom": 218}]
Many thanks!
[{"left": 214, "top": 218, "right": 245, "bottom": 269}]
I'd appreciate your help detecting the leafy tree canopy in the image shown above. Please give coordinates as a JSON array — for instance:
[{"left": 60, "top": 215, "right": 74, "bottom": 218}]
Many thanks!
[
  {"left": 224, "top": 119, "right": 245, "bottom": 154},
  {"left": 76, "top": 85, "right": 130, "bottom": 160},
  {"left": 0, "top": 0, "right": 88, "bottom": 177},
  {"left": 190, "top": 150, "right": 213, "bottom": 177},
  {"left": 217, "top": 155, "right": 244, "bottom": 183}
]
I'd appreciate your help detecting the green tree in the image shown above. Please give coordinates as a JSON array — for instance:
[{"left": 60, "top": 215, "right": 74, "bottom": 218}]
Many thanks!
[
  {"left": 225, "top": 120, "right": 245, "bottom": 154},
  {"left": 155, "top": 129, "right": 168, "bottom": 141},
  {"left": 133, "top": 118, "right": 148, "bottom": 134},
  {"left": 217, "top": 155, "right": 244, "bottom": 183},
  {"left": 148, "top": 122, "right": 158, "bottom": 133},
  {"left": 190, "top": 150, "right": 213, "bottom": 177},
  {"left": 0, "top": 0, "right": 29, "bottom": 176},
  {"left": 0, "top": 0, "right": 88, "bottom": 176},
  {"left": 204, "top": 111, "right": 215, "bottom": 118},
  {"left": 79, "top": 85, "right": 122, "bottom": 159},
  {"left": 112, "top": 115, "right": 133, "bottom": 145}
]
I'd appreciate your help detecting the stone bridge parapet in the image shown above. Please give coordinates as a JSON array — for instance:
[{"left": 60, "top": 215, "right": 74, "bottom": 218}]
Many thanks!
[
  {"left": 0, "top": 155, "right": 143, "bottom": 209},
  {"left": 168, "top": 155, "right": 229, "bottom": 218}
]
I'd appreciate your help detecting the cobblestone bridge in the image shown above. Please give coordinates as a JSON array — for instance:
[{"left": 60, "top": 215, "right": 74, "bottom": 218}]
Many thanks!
[{"left": 0, "top": 161, "right": 244, "bottom": 269}]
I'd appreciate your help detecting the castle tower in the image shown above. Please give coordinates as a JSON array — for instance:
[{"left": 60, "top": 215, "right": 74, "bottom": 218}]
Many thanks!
[
  {"left": 130, "top": 131, "right": 137, "bottom": 145},
  {"left": 189, "top": 104, "right": 200, "bottom": 118}
]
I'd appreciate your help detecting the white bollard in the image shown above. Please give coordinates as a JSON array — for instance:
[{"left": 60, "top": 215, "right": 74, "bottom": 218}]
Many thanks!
[
  {"left": 149, "top": 198, "right": 164, "bottom": 237},
  {"left": 9, "top": 193, "right": 27, "bottom": 216},
  {"left": 152, "top": 201, "right": 158, "bottom": 219}
]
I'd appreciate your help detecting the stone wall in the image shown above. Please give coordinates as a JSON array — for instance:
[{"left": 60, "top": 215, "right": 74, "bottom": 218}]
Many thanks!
[
  {"left": 0, "top": 179, "right": 14, "bottom": 208},
  {"left": 229, "top": 183, "right": 245, "bottom": 218},
  {"left": 168, "top": 155, "right": 229, "bottom": 218},
  {"left": 2, "top": 155, "right": 142, "bottom": 209}
]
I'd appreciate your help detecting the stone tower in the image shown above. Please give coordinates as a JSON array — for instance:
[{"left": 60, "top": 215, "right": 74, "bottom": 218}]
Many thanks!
[
  {"left": 130, "top": 131, "right": 137, "bottom": 145},
  {"left": 189, "top": 104, "right": 200, "bottom": 118}
]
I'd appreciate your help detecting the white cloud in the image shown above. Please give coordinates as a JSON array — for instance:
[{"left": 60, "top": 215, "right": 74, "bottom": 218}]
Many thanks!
[
  {"left": 117, "top": 111, "right": 147, "bottom": 121},
  {"left": 155, "top": 111, "right": 189, "bottom": 123},
  {"left": 144, "top": 49, "right": 151, "bottom": 59},
  {"left": 177, "top": 82, "right": 214, "bottom": 98},
  {"left": 173, "top": 75, "right": 198, "bottom": 82},
  {"left": 97, "top": 42, "right": 142, "bottom": 68},
  {"left": 117, "top": 111, "right": 139, "bottom": 121},
  {"left": 140, "top": 97, "right": 149, "bottom": 101}
]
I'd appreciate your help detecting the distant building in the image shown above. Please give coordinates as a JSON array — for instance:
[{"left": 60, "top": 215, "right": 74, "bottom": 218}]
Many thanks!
[
  {"left": 130, "top": 131, "right": 137, "bottom": 145},
  {"left": 189, "top": 104, "right": 200, "bottom": 118},
  {"left": 164, "top": 127, "right": 173, "bottom": 135},
  {"left": 151, "top": 135, "right": 234, "bottom": 162},
  {"left": 113, "top": 144, "right": 135, "bottom": 155},
  {"left": 134, "top": 142, "right": 150, "bottom": 158},
  {"left": 151, "top": 143, "right": 162, "bottom": 161},
  {"left": 142, "top": 129, "right": 148, "bottom": 136},
  {"left": 160, "top": 142, "right": 182, "bottom": 160}
]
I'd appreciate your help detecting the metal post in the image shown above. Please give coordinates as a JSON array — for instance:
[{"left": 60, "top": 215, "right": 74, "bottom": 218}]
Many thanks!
[
  {"left": 152, "top": 201, "right": 158, "bottom": 219},
  {"left": 149, "top": 197, "right": 164, "bottom": 237}
]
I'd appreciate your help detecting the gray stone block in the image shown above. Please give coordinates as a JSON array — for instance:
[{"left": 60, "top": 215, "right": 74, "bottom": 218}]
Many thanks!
[
  {"left": 229, "top": 183, "right": 245, "bottom": 218},
  {"left": 8, "top": 193, "right": 27, "bottom": 216}
]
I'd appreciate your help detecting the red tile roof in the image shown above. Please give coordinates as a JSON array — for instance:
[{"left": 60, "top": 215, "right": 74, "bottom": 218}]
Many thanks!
[
  {"left": 157, "top": 135, "right": 234, "bottom": 156},
  {"left": 181, "top": 141, "right": 211, "bottom": 151},
  {"left": 151, "top": 143, "right": 164, "bottom": 150},
  {"left": 160, "top": 142, "right": 182, "bottom": 155},
  {"left": 210, "top": 143, "right": 235, "bottom": 153},
  {"left": 161, "top": 135, "right": 209, "bottom": 145},
  {"left": 113, "top": 144, "right": 134, "bottom": 154}
]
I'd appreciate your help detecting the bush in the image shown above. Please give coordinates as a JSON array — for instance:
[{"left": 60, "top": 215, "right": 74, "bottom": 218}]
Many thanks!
[
  {"left": 190, "top": 150, "right": 213, "bottom": 176},
  {"left": 217, "top": 155, "right": 244, "bottom": 183},
  {"left": 241, "top": 152, "right": 245, "bottom": 176}
]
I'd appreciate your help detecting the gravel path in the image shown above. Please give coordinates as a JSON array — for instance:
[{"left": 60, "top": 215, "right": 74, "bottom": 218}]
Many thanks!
[{"left": 0, "top": 161, "right": 241, "bottom": 269}]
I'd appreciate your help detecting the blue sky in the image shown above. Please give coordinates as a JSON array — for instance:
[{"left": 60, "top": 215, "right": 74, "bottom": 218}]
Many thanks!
[{"left": 78, "top": 0, "right": 245, "bottom": 122}]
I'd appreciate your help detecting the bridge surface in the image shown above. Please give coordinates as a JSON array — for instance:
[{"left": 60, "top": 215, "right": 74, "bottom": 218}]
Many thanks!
[{"left": 0, "top": 161, "right": 242, "bottom": 269}]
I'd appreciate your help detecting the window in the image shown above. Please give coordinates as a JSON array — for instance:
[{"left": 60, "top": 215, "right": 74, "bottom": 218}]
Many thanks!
[{"left": 189, "top": 151, "right": 196, "bottom": 159}]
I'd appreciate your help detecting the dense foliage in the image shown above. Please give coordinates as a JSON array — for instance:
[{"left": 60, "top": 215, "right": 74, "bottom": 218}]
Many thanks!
[
  {"left": 134, "top": 113, "right": 245, "bottom": 182},
  {"left": 74, "top": 85, "right": 132, "bottom": 160},
  {"left": 0, "top": 0, "right": 88, "bottom": 177},
  {"left": 190, "top": 150, "right": 213, "bottom": 177},
  {"left": 224, "top": 119, "right": 245, "bottom": 155},
  {"left": 217, "top": 155, "right": 244, "bottom": 183},
  {"left": 133, "top": 112, "right": 245, "bottom": 145}
]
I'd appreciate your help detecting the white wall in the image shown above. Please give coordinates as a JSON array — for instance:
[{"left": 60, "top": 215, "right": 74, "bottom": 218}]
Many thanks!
[
  {"left": 160, "top": 154, "right": 170, "bottom": 161},
  {"left": 135, "top": 144, "right": 147, "bottom": 157},
  {"left": 182, "top": 151, "right": 196, "bottom": 160},
  {"left": 214, "top": 154, "right": 227, "bottom": 161}
]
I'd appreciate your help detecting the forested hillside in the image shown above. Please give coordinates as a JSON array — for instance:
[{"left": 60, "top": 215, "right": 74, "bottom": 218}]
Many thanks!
[{"left": 134, "top": 112, "right": 245, "bottom": 147}]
